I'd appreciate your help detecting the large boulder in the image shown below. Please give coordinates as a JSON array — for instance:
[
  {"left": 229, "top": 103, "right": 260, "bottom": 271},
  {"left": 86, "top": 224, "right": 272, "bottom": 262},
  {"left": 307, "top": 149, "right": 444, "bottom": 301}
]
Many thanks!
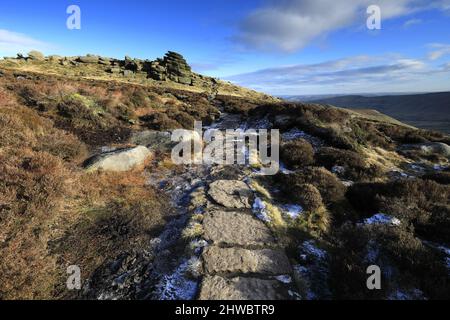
[
  {"left": 83, "top": 146, "right": 152, "bottom": 172},
  {"left": 28, "top": 50, "right": 45, "bottom": 61},
  {"left": 77, "top": 55, "right": 100, "bottom": 64},
  {"left": 147, "top": 51, "right": 192, "bottom": 85}
]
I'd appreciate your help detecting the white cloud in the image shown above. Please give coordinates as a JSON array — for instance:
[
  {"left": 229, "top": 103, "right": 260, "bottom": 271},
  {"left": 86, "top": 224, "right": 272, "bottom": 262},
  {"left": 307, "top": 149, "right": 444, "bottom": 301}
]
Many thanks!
[
  {"left": 0, "top": 29, "right": 50, "bottom": 55},
  {"left": 225, "top": 54, "right": 441, "bottom": 94},
  {"left": 237, "top": 0, "right": 450, "bottom": 52},
  {"left": 403, "top": 18, "right": 422, "bottom": 28},
  {"left": 427, "top": 43, "right": 450, "bottom": 60}
]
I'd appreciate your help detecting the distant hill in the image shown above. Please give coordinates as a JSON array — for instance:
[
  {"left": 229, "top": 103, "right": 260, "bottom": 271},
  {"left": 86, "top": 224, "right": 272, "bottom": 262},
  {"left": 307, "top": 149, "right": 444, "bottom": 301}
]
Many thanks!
[{"left": 290, "top": 92, "right": 450, "bottom": 134}]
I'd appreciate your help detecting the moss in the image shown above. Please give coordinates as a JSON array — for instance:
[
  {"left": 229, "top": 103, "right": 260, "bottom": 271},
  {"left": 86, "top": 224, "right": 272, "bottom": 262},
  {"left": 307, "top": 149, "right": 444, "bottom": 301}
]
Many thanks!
[
  {"left": 293, "top": 206, "right": 331, "bottom": 238},
  {"left": 249, "top": 179, "right": 272, "bottom": 200},
  {"left": 182, "top": 222, "right": 204, "bottom": 240},
  {"left": 265, "top": 201, "right": 287, "bottom": 229}
]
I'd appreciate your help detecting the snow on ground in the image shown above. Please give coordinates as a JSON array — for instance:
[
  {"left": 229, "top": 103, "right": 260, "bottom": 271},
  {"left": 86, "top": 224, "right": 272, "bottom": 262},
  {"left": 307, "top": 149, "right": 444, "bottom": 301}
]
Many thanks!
[
  {"left": 364, "top": 213, "right": 401, "bottom": 226},
  {"left": 341, "top": 180, "right": 354, "bottom": 187},
  {"left": 252, "top": 197, "right": 271, "bottom": 222},
  {"left": 154, "top": 260, "right": 199, "bottom": 300},
  {"left": 282, "top": 204, "right": 303, "bottom": 219},
  {"left": 331, "top": 165, "right": 345, "bottom": 175},
  {"left": 281, "top": 128, "right": 323, "bottom": 148},
  {"left": 388, "top": 289, "right": 425, "bottom": 300},
  {"left": 279, "top": 162, "right": 295, "bottom": 175},
  {"left": 275, "top": 275, "right": 292, "bottom": 284},
  {"left": 423, "top": 241, "right": 450, "bottom": 272},
  {"left": 301, "top": 241, "right": 327, "bottom": 260},
  {"left": 433, "top": 164, "right": 448, "bottom": 171},
  {"left": 409, "top": 163, "right": 426, "bottom": 172}
]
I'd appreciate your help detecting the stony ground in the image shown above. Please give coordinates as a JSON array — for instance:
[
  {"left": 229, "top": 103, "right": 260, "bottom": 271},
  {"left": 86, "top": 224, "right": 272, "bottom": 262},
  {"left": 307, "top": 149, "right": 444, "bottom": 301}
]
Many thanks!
[{"left": 197, "top": 179, "right": 295, "bottom": 300}]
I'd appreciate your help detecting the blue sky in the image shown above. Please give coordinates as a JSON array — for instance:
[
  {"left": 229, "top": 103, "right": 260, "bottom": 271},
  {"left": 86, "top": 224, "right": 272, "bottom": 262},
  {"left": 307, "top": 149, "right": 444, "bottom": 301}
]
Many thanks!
[{"left": 1, "top": 0, "right": 449, "bottom": 95}]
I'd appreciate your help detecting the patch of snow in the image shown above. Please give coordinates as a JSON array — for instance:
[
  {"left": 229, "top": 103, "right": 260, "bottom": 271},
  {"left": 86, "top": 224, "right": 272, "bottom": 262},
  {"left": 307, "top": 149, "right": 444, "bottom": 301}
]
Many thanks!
[
  {"left": 332, "top": 165, "right": 345, "bottom": 175},
  {"left": 279, "top": 162, "right": 295, "bottom": 175},
  {"left": 364, "top": 213, "right": 401, "bottom": 226},
  {"left": 301, "top": 241, "right": 327, "bottom": 260},
  {"left": 189, "top": 239, "right": 208, "bottom": 254},
  {"left": 281, "top": 128, "right": 323, "bottom": 148},
  {"left": 282, "top": 204, "right": 303, "bottom": 219},
  {"left": 249, "top": 117, "right": 272, "bottom": 129},
  {"left": 293, "top": 265, "right": 317, "bottom": 300},
  {"left": 435, "top": 244, "right": 450, "bottom": 271},
  {"left": 422, "top": 241, "right": 450, "bottom": 272},
  {"left": 388, "top": 289, "right": 425, "bottom": 300},
  {"left": 154, "top": 260, "right": 198, "bottom": 300},
  {"left": 275, "top": 275, "right": 292, "bottom": 284},
  {"left": 341, "top": 180, "right": 354, "bottom": 187},
  {"left": 288, "top": 290, "right": 302, "bottom": 300},
  {"left": 433, "top": 164, "right": 448, "bottom": 171},
  {"left": 437, "top": 245, "right": 450, "bottom": 256},
  {"left": 97, "top": 292, "right": 118, "bottom": 300},
  {"left": 410, "top": 164, "right": 425, "bottom": 172},
  {"left": 252, "top": 197, "right": 270, "bottom": 222}
]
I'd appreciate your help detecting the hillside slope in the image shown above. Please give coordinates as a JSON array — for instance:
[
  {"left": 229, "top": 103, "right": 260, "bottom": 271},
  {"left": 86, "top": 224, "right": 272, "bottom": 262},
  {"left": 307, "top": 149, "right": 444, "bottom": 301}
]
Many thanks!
[
  {"left": 1, "top": 52, "right": 449, "bottom": 300},
  {"left": 308, "top": 92, "right": 450, "bottom": 133}
]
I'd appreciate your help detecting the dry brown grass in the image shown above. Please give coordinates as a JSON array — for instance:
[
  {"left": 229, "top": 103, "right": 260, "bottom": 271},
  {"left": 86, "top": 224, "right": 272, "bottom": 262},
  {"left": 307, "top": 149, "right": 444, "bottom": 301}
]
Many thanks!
[
  {"left": 0, "top": 78, "right": 170, "bottom": 299},
  {"left": 0, "top": 149, "right": 74, "bottom": 299}
]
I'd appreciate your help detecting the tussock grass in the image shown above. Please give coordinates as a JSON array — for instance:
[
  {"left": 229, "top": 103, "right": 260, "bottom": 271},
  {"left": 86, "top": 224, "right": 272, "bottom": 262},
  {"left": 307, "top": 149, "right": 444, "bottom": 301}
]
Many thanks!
[
  {"left": 249, "top": 179, "right": 272, "bottom": 200},
  {"left": 182, "top": 222, "right": 204, "bottom": 240}
]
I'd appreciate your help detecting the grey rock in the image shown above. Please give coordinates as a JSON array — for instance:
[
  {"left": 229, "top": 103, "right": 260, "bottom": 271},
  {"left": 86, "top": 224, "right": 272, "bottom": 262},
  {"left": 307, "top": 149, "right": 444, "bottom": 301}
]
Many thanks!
[
  {"left": 123, "top": 70, "right": 134, "bottom": 77},
  {"left": 199, "top": 276, "right": 289, "bottom": 300},
  {"left": 77, "top": 55, "right": 100, "bottom": 64},
  {"left": 208, "top": 180, "right": 253, "bottom": 209},
  {"left": 203, "top": 246, "right": 292, "bottom": 275},
  {"left": 84, "top": 146, "right": 152, "bottom": 172},
  {"left": 203, "top": 210, "right": 275, "bottom": 248},
  {"left": 28, "top": 50, "right": 45, "bottom": 61}
]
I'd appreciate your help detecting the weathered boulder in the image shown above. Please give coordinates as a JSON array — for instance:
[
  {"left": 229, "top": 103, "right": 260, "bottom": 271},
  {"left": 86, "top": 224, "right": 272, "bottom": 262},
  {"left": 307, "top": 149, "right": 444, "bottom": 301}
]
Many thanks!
[
  {"left": 146, "top": 51, "right": 192, "bottom": 85},
  {"left": 124, "top": 56, "right": 138, "bottom": 71},
  {"left": 83, "top": 146, "right": 152, "bottom": 172},
  {"left": 48, "top": 55, "right": 62, "bottom": 62},
  {"left": 123, "top": 70, "right": 134, "bottom": 77},
  {"left": 77, "top": 55, "right": 100, "bottom": 64},
  {"left": 28, "top": 50, "right": 45, "bottom": 61},
  {"left": 208, "top": 180, "right": 253, "bottom": 209},
  {"left": 98, "top": 57, "right": 111, "bottom": 65}
]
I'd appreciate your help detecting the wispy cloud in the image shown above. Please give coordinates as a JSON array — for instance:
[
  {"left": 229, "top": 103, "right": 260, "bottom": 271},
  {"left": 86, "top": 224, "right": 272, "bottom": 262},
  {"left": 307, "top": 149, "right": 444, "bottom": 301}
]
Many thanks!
[
  {"left": 403, "top": 18, "right": 422, "bottom": 28},
  {"left": 225, "top": 54, "right": 447, "bottom": 94},
  {"left": 427, "top": 43, "right": 450, "bottom": 60},
  {"left": 236, "top": 0, "right": 450, "bottom": 52},
  {"left": 0, "top": 29, "right": 51, "bottom": 55}
]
